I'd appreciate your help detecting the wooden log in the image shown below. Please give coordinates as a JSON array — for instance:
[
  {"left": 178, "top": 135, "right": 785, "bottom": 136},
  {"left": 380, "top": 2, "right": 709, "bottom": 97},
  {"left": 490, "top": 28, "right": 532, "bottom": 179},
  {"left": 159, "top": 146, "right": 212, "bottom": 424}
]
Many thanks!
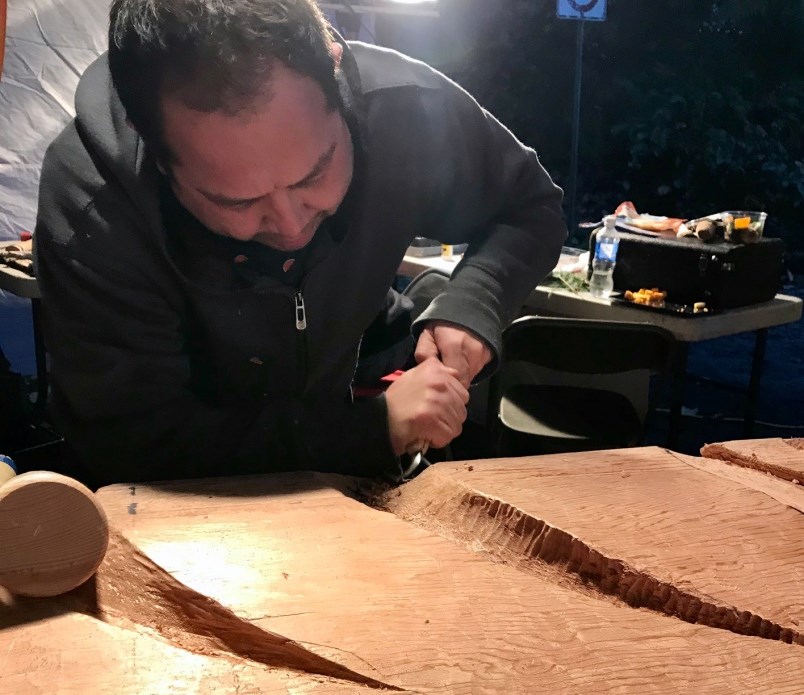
[
  {"left": 3, "top": 454, "right": 804, "bottom": 693},
  {"left": 680, "top": 452, "right": 804, "bottom": 514},
  {"left": 0, "top": 591, "right": 356, "bottom": 695},
  {"left": 382, "top": 447, "right": 804, "bottom": 646},
  {"left": 1, "top": 524, "right": 395, "bottom": 691},
  {"left": 701, "top": 437, "right": 804, "bottom": 484}
]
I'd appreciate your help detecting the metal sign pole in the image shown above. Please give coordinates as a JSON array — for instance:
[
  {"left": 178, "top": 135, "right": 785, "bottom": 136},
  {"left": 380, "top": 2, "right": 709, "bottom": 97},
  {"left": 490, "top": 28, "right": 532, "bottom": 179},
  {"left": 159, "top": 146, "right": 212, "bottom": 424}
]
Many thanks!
[
  {"left": 558, "top": 0, "right": 606, "bottom": 236},
  {"left": 567, "top": 16, "right": 585, "bottom": 238}
]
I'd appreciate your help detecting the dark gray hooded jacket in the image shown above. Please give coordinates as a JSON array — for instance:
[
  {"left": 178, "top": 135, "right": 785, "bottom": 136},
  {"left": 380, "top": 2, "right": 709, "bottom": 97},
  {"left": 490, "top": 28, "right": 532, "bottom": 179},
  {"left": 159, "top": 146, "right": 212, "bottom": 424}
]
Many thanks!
[{"left": 34, "top": 41, "right": 566, "bottom": 485}]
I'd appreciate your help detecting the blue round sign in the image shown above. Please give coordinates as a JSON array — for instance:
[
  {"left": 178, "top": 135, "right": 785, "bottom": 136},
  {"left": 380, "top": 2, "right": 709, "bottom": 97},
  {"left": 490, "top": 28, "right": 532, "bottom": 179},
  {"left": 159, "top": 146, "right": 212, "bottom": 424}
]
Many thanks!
[
  {"left": 568, "top": 0, "right": 599, "bottom": 12},
  {"left": 557, "top": 0, "right": 607, "bottom": 21}
]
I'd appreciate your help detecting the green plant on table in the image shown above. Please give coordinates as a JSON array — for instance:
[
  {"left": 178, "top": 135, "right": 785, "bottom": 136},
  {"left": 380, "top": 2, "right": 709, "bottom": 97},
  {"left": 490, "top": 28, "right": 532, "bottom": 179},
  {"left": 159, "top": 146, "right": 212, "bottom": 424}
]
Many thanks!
[{"left": 551, "top": 271, "right": 589, "bottom": 294}]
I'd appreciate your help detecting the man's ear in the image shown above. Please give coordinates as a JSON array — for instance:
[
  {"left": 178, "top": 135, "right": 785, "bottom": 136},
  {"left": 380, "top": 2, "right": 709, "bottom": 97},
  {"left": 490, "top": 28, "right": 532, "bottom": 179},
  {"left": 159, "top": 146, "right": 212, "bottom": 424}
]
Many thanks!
[{"left": 330, "top": 41, "right": 343, "bottom": 69}]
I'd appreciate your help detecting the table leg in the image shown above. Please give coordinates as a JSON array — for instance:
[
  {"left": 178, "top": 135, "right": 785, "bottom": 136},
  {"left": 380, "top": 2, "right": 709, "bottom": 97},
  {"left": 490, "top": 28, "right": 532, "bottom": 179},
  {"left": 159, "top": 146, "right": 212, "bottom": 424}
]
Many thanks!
[
  {"left": 668, "top": 342, "right": 688, "bottom": 451},
  {"left": 743, "top": 328, "right": 767, "bottom": 438},
  {"left": 30, "top": 298, "right": 48, "bottom": 421}
]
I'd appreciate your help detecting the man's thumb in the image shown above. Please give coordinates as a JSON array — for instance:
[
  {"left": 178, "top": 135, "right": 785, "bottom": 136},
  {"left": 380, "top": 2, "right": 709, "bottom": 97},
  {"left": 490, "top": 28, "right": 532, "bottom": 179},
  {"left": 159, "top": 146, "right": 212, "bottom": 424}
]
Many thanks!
[{"left": 414, "top": 330, "right": 439, "bottom": 364}]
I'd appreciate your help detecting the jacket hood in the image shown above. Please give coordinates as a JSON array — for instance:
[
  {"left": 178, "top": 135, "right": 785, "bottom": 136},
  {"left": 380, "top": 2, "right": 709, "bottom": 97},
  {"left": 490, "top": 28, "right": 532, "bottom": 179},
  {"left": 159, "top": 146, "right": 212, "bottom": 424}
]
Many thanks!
[{"left": 74, "top": 53, "right": 163, "bottom": 236}]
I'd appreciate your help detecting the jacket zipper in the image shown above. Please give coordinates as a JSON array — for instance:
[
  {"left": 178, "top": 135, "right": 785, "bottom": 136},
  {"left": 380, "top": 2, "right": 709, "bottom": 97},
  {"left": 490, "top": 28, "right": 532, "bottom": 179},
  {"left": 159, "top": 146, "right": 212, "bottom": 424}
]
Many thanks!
[
  {"left": 294, "top": 290, "right": 307, "bottom": 330},
  {"left": 294, "top": 290, "right": 308, "bottom": 392},
  {"left": 291, "top": 289, "right": 310, "bottom": 464}
]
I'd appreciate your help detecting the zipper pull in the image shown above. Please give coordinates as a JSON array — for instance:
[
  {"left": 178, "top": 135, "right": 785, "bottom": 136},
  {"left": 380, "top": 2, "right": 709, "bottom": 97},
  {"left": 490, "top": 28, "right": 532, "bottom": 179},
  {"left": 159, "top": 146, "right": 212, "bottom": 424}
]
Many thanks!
[{"left": 294, "top": 291, "right": 307, "bottom": 330}]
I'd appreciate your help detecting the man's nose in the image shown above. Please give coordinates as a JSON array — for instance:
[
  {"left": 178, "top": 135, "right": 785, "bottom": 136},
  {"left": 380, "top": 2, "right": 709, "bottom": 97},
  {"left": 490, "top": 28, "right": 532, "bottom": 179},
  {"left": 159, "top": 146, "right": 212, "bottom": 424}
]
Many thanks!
[{"left": 262, "top": 189, "right": 306, "bottom": 239}]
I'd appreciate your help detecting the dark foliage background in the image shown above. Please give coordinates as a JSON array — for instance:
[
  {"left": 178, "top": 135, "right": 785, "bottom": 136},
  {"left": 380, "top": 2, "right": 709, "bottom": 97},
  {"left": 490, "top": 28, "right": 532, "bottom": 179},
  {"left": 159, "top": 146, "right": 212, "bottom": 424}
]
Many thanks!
[
  {"left": 375, "top": 0, "right": 804, "bottom": 260},
  {"left": 365, "top": 0, "right": 804, "bottom": 445}
]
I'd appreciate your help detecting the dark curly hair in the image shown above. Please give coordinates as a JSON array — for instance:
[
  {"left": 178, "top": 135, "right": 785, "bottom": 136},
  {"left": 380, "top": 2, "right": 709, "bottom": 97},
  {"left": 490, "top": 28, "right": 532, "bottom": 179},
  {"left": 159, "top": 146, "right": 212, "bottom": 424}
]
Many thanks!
[{"left": 108, "top": 0, "right": 340, "bottom": 163}]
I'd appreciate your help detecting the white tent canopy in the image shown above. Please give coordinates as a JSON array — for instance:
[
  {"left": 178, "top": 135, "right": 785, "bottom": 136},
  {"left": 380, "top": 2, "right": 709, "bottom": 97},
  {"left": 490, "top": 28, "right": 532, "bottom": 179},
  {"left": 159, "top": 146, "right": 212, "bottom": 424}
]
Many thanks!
[{"left": 0, "top": 0, "right": 107, "bottom": 244}]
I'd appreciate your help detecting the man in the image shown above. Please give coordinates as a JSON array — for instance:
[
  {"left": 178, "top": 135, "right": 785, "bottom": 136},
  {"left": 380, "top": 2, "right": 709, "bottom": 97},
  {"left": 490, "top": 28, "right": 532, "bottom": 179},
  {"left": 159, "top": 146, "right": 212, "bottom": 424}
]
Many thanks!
[{"left": 34, "top": 0, "right": 565, "bottom": 486}]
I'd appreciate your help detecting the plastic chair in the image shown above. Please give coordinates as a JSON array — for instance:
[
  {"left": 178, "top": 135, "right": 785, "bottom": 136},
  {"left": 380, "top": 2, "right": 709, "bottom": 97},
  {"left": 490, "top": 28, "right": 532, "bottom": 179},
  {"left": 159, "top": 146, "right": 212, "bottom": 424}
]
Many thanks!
[
  {"left": 487, "top": 316, "right": 675, "bottom": 456},
  {"left": 402, "top": 267, "right": 451, "bottom": 320}
]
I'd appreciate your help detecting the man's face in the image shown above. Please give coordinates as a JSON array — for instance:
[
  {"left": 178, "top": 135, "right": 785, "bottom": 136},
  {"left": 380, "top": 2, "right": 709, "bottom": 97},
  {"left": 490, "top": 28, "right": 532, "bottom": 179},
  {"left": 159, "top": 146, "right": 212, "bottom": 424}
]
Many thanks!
[{"left": 160, "top": 63, "right": 353, "bottom": 252}]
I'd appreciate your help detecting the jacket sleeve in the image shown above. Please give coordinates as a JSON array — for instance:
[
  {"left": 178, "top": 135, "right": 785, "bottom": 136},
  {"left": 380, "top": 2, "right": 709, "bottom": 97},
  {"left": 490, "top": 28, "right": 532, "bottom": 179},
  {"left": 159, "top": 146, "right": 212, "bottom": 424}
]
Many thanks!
[
  {"left": 410, "top": 78, "right": 568, "bottom": 379},
  {"left": 34, "top": 131, "right": 396, "bottom": 487}
]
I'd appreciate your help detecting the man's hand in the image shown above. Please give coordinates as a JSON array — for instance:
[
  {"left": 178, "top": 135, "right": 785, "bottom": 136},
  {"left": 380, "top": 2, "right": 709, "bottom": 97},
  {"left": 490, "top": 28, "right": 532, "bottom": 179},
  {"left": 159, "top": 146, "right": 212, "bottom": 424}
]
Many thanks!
[
  {"left": 415, "top": 321, "right": 493, "bottom": 388},
  {"left": 385, "top": 357, "right": 469, "bottom": 456}
]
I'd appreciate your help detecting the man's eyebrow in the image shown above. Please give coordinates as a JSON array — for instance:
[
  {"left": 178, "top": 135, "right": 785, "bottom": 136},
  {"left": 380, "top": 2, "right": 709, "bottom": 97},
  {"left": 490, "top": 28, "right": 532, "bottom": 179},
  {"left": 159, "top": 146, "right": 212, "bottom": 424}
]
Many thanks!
[
  {"left": 196, "top": 141, "right": 338, "bottom": 206},
  {"left": 288, "top": 141, "right": 337, "bottom": 189},
  {"left": 197, "top": 189, "right": 264, "bottom": 206}
]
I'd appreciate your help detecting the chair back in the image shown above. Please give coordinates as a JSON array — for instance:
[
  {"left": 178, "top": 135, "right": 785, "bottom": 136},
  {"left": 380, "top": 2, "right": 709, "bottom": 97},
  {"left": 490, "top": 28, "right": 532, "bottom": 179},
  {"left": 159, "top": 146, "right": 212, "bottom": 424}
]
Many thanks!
[
  {"left": 402, "top": 267, "right": 451, "bottom": 321},
  {"left": 501, "top": 316, "right": 674, "bottom": 375},
  {"left": 486, "top": 316, "right": 676, "bottom": 452}
]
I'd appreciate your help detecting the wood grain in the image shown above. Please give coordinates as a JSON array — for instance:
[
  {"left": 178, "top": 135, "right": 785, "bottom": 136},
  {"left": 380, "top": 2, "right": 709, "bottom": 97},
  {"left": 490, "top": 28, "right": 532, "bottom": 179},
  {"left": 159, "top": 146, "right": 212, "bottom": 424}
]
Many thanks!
[
  {"left": 0, "top": 588, "right": 355, "bottom": 695},
  {"left": 680, "top": 452, "right": 804, "bottom": 514},
  {"left": 383, "top": 447, "right": 804, "bottom": 644},
  {"left": 701, "top": 437, "right": 804, "bottom": 483},
  {"left": 0, "top": 472, "right": 109, "bottom": 597},
  {"left": 3, "top": 454, "right": 804, "bottom": 693}
]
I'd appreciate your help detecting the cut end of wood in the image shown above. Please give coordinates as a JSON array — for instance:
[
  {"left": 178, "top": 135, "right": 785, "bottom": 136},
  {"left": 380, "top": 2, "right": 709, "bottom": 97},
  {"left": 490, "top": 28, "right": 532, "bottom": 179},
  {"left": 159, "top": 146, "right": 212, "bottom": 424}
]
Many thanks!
[
  {"left": 0, "top": 471, "right": 109, "bottom": 597},
  {"left": 701, "top": 438, "right": 804, "bottom": 484}
]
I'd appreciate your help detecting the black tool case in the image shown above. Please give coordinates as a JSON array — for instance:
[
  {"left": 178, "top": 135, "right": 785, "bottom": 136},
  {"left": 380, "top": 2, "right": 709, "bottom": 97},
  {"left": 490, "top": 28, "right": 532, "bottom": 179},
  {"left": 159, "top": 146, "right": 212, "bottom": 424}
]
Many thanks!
[{"left": 590, "top": 230, "right": 785, "bottom": 311}]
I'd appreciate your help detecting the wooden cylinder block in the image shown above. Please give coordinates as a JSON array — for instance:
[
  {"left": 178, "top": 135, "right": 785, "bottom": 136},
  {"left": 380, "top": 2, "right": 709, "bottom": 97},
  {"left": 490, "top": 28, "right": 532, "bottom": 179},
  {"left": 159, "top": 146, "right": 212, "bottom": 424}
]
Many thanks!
[{"left": 0, "top": 471, "right": 109, "bottom": 597}]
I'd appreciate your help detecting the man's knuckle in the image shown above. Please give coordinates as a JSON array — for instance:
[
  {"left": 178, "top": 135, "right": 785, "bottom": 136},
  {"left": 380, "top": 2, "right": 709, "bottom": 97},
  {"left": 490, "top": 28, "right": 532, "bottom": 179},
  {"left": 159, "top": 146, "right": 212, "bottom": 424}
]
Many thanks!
[
  {"left": 412, "top": 410, "right": 429, "bottom": 427},
  {"left": 432, "top": 433, "right": 449, "bottom": 448}
]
